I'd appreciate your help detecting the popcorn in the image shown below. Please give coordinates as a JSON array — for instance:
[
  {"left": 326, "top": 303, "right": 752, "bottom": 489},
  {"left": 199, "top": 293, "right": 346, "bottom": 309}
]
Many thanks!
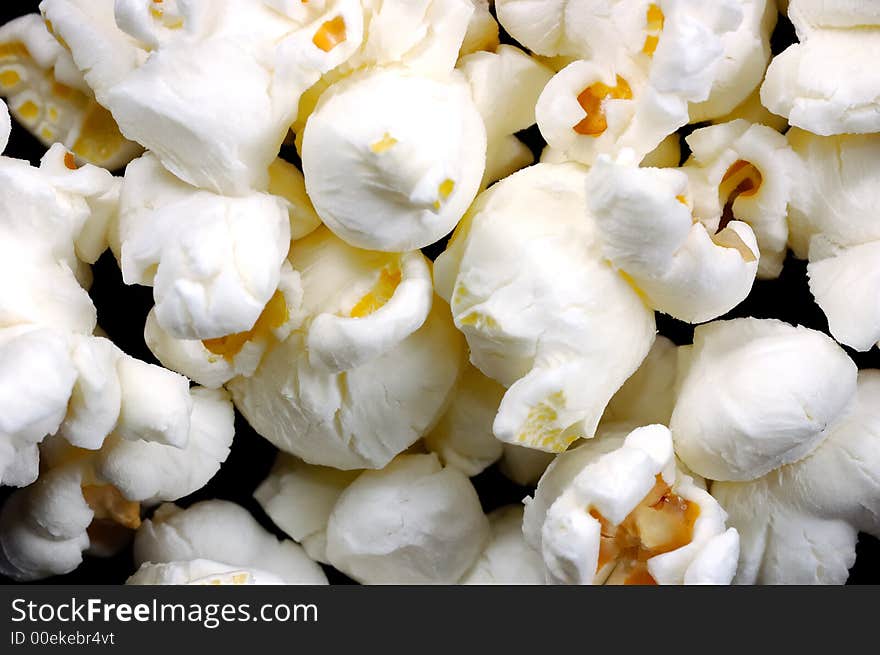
[
  {"left": 683, "top": 119, "right": 796, "bottom": 279},
  {"left": 255, "top": 454, "right": 360, "bottom": 564},
  {"left": 713, "top": 371, "right": 880, "bottom": 584},
  {"left": 762, "top": 0, "right": 880, "bottom": 135},
  {"left": 0, "top": 383, "right": 233, "bottom": 581},
  {"left": 424, "top": 364, "right": 505, "bottom": 477},
  {"left": 459, "top": 0, "right": 500, "bottom": 58},
  {"left": 498, "top": 444, "right": 555, "bottom": 487},
  {"left": 461, "top": 506, "right": 545, "bottom": 584},
  {"left": 301, "top": 66, "right": 486, "bottom": 251},
  {"left": 118, "top": 152, "right": 292, "bottom": 340},
  {"left": 144, "top": 264, "right": 303, "bottom": 388},
  {"left": 787, "top": 129, "right": 880, "bottom": 351},
  {"left": 324, "top": 454, "right": 489, "bottom": 583},
  {"left": 134, "top": 500, "right": 328, "bottom": 584},
  {"left": 41, "top": 0, "right": 365, "bottom": 195},
  {"left": 670, "top": 319, "right": 858, "bottom": 482},
  {"left": 587, "top": 152, "right": 760, "bottom": 323},
  {"left": 435, "top": 163, "right": 656, "bottom": 452},
  {"left": 532, "top": 1, "right": 744, "bottom": 166},
  {"left": 127, "top": 559, "right": 285, "bottom": 585},
  {"left": 528, "top": 424, "right": 739, "bottom": 585},
  {"left": 229, "top": 227, "right": 463, "bottom": 470},
  {"left": 458, "top": 45, "right": 553, "bottom": 188},
  {"left": 0, "top": 14, "right": 141, "bottom": 170},
  {"left": 602, "top": 336, "right": 678, "bottom": 427}
]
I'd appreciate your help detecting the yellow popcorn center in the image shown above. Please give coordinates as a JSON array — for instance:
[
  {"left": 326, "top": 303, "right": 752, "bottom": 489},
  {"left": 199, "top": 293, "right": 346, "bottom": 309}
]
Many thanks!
[
  {"left": 642, "top": 4, "right": 665, "bottom": 56},
  {"left": 82, "top": 484, "right": 142, "bottom": 530},
  {"left": 573, "top": 76, "right": 632, "bottom": 137},
  {"left": 40, "top": 126, "right": 53, "bottom": 140},
  {"left": 591, "top": 475, "right": 700, "bottom": 585},
  {"left": 0, "top": 42, "right": 28, "bottom": 60},
  {"left": 349, "top": 266, "right": 402, "bottom": 318},
  {"left": 203, "top": 290, "right": 289, "bottom": 361},
  {"left": 0, "top": 68, "right": 21, "bottom": 89},
  {"left": 17, "top": 99, "right": 39, "bottom": 122},
  {"left": 313, "top": 16, "right": 347, "bottom": 52},
  {"left": 517, "top": 391, "right": 578, "bottom": 452},
  {"left": 370, "top": 132, "right": 398, "bottom": 153},
  {"left": 72, "top": 104, "right": 127, "bottom": 166},
  {"left": 718, "top": 159, "right": 763, "bottom": 231}
]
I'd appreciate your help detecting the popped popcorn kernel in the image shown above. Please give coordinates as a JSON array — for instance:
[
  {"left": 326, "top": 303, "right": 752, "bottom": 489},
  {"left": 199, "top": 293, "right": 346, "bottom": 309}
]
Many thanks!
[
  {"left": 202, "top": 290, "right": 290, "bottom": 362},
  {"left": 349, "top": 266, "right": 402, "bottom": 318}
]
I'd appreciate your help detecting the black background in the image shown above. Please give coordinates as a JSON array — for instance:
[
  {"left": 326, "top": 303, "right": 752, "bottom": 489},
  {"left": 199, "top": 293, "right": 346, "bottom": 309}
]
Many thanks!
[{"left": 0, "top": 0, "right": 877, "bottom": 585}]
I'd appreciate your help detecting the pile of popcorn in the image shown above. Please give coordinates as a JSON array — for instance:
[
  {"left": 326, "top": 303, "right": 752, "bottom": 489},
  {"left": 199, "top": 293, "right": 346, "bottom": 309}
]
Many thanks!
[{"left": 0, "top": 0, "right": 878, "bottom": 586}]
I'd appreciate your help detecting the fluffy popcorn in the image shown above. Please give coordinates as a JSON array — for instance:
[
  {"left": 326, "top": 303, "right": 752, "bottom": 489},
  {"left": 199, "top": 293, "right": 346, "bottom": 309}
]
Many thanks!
[
  {"left": 134, "top": 500, "right": 328, "bottom": 585},
  {"left": 588, "top": 152, "right": 759, "bottom": 323},
  {"left": 459, "top": 0, "right": 500, "bottom": 57},
  {"left": 229, "top": 227, "right": 463, "bottom": 470},
  {"left": 424, "top": 364, "right": 505, "bottom": 477},
  {"left": 458, "top": 45, "right": 553, "bottom": 188},
  {"left": 0, "top": 14, "right": 140, "bottom": 170},
  {"left": 144, "top": 264, "right": 303, "bottom": 388},
  {"left": 461, "top": 505, "right": 545, "bottom": 584},
  {"left": 787, "top": 129, "right": 880, "bottom": 351},
  {"left": 670, "top": 318, "right": 858, "bottom": 482},
  {"left": 762, "top": 0, "right": 880, "bottom": 136},
  {"left": 255, "top": 454, "right": 360, "bottom": 564},
  {"left": 688, "top": 0, "right": 776, "bottom": 122},
  {"left": 602, "top": 336, "right": 678, "bottom": 427},
  {"left": 712, "top": 86, "right": 790, "bottom": 132},
  {"left": 118, "top": 152, "right": 291, "bottom": 340},
  {"left": 529, "top": 424, "right": 738, "bottom": 585},
  {"left": 713, "top": 370, "right": 880, "bottom": 584},
  {"left": 302, "top": 66, "right": 486, "bottom": 252},
  {"left": 127, "top": 559, "right": 285, "bottom": 585},
  {"left": 498, "top": 444, "right": 555, "bottom": 487},
  {"left": 683, "top": 119, "right": 797, "bottom": 279},
  {"left": 532, "top": 1, "right": 743, "bottom": 166},
  {"left": 324, "top": 454, "right": 489, "bottom": 584},
  {"left": 41, "top": 0, "right": 365, "bottom": 195},
  {"left": 435, "top": 163, "right": 656, "bottom": 452}
]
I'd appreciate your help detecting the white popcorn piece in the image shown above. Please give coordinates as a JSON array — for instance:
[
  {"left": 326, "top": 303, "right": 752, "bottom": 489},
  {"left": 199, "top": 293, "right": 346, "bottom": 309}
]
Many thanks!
[
  {"left": 0, "top": 378, "right": 235, "bottom": 581},
  {"left": 118, "top": 152, "right": 291, "bottom": 340},
  {"left": 688, "top": 0, "right": 776, "bottom": 122},
  {"left": 541, "top": 132, "right": 680, "bottom": 167},
  {"left": 461, "top": 505, "right": 545, "bottom": 584},
  {"left": 587, "top": 152, "right": 759, "bottom": 323},
  {"left": 144, "top": 263, "right": 303, "bottom": 388},
  {"left": 602, "top": 336, "right": 679, "bottom": 427},
  {"left": 459, "top": 0, "right": 500, "bottom": 58},
  {"left": 458, "top": 45, "right": 553, "bottom": 188},
  {"left": 762, "top": 0, "right": 880, "bottom": 135},
  {"left": 436, "top": 163, "right": 656, "bottom": 453},
  {"left": 711, "top": 84, "right": 789, "bottom": 133},
  {"left": 41, "top": 0, "right": 365, "bottom": 195},
  {"left": 424, "top": 364, "right": 505, "bottom": 477},
  {"left": 255, "top": 454, "right": 361, "bottom": 564},
  {"left": 0, "top": 14, "right": 141, "bottom": 170},
  {"left": 787, "top": 129, "right": 880, "bottom": 351},
  {"left": 127, "top": 558, "right": 285, "bottom": 585},
  {"left": 134, "top": 500, "right": 328, "bottom": 585},
  {"left": 302, "top": 67, "right": 486, "bottom": 251},
  {"left": 713, "top": 370, "right": 880, "bottom": 584},
  {"left": 683, "top": 119, "right": 797, "bottom": 279},
  {"left": 532, "top": 424, "right": 738, "bottom": 585},
  {"left": 498, "top": 443, "right": 555, "bottom": 487},
  {"left": 230, "top": 227, "right": 464, "bottom": 470},
  {"left": 268, "top": 158, "right": 322, "bottom": 241},
  {"left": 670, "top": 318, "right": 858, "bottom": 482},
  {"left": 324, "top": 454, "right": 489, "bottom": 584},
  {"left": 532, "top": 1, "right": 743, "bottom": 166}
]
